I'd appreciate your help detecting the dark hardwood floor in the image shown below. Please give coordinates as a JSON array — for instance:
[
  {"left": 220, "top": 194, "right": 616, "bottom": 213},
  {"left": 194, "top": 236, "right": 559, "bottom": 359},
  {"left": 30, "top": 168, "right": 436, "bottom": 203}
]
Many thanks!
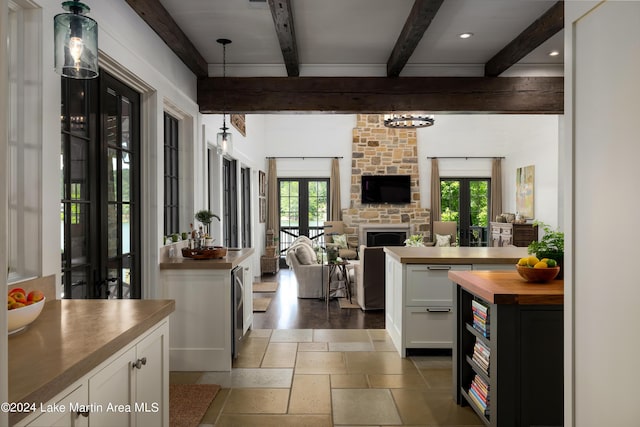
[{"left": 252, "top": 268, "right": 385, "bottom": 329}]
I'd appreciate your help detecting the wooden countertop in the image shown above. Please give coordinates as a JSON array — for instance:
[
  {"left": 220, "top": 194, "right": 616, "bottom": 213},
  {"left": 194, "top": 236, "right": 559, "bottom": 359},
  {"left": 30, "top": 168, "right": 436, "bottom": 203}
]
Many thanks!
[
  {"left": 448, "top": 270, "right": 564, "bottom": 305},
  {"left": 160, "top": 247, "right": 254, "bottom": 270},
  {"left": 8, "top": 299, "right": 175, "bottom": 424},
  {"left": 383, "top": 246, "right": 528, "bottom": 264}
]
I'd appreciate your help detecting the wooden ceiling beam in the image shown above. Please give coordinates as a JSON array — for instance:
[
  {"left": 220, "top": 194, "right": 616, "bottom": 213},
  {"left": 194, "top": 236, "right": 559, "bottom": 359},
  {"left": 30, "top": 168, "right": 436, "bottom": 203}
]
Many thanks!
[
  {"left": 485, "top": 1, "right": 564, "bottom": 77},
  {"left": 198, "top": 76, "right": 563, "bottom": 114},
  {"left": 268, "top": 0, "right": 300, "bottom": 77},
  {"left": 125, "top": 0, "right": 208, "bottom": 77},
  {"left": 387, "top": 0, "right": 445, "bottom": 77}
]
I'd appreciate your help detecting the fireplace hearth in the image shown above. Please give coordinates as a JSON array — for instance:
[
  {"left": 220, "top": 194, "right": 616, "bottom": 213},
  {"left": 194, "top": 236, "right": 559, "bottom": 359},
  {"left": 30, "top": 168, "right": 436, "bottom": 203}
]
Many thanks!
[{"left": 360, "top": 224, "right": 410, "bottom": 248}]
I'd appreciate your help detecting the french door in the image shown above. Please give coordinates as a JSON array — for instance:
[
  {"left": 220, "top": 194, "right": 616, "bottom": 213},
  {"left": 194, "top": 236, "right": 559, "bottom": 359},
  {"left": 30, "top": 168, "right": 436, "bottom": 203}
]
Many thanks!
[
  {"left": 440, "top": 178, "right": 490, "bottom": 247},
  {"left": 279, "top": 178, "right": 329, "bottom": 252},
  {"left": 60, "top": 71, "right": 141, "bottom": 299}
]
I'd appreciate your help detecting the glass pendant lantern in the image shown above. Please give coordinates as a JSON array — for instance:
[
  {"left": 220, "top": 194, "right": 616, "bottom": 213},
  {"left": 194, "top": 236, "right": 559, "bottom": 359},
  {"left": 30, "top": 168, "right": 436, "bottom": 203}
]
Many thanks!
[
  {"left": 216, "top": 38, "right": 232, "bottom": 155},
  {"left": 54, "top": 1, "right": 98, "bottom": 79}
]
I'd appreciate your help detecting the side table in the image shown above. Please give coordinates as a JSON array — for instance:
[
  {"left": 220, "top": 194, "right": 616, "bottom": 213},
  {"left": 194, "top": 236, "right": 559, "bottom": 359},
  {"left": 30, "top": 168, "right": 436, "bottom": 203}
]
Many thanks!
[
  {"left": 325, "top": 261, "right": 352, "bottom": 305},
  {"left": 261, "top": 255, "right": 279, "bottom": 275}
]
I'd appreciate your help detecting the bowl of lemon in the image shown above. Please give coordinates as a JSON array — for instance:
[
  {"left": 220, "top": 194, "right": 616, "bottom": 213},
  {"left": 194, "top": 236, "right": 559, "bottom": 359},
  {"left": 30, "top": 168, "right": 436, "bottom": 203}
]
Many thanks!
[{"left": 516, "top": 256, "right": 560, "bottom": 283}]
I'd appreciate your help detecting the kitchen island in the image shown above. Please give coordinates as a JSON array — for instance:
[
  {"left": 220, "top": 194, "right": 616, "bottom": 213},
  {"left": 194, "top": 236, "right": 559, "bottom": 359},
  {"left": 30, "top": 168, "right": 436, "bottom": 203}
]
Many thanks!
[
  {"left": 160, "top": 247, "right": 255, "bottom": 371},
  {"left": 449, "top": 270, "right": 563, "bottom": 427},
  {"left": 9, "top": 299, "right": 175, "bottom": 426},
  {"left": 383, "top": 246, "right": 528, "bottom": 356}
]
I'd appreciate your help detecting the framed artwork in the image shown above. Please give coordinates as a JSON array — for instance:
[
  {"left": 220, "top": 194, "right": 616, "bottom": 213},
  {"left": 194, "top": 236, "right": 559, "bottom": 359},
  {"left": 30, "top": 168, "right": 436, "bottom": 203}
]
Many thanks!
[
  {"left": 259, "top": 198, "right": 266, "bottom": 223},
  {"left": 231, "top": 114, "right": 246, "bottom": 136},
  {"left": 516, "top": 165, "right": 535, "bottom": 219},
  {"left": 258, "top": 170, "right": 266, "bottom": 197}
]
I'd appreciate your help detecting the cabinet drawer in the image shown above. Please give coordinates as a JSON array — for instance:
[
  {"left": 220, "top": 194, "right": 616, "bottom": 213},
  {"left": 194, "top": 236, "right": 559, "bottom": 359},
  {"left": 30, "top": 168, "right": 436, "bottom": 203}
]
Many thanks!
[
  {"left": 405, "top": 307, "right": 453, "bottom": 349},
  {"left": 406, "top": 264, "right": 471, "bottom": 307}
]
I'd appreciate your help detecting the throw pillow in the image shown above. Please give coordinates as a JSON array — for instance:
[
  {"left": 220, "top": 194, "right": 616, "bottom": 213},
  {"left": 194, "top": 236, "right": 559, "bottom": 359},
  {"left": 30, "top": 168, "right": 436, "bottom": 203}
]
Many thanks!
[
  {"left": 294, "top": 243, "right": 316, "bottom": 265},
  {"left": 332, "top": 234, "right": 348, "bottom": 249},
  {"left": 435, "top": 233, "right": 451, "bottom": 247}
]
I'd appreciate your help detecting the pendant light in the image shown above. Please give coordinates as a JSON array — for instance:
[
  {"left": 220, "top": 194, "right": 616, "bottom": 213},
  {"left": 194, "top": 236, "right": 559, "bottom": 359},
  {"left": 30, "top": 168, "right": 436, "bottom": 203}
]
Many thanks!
[
  {"left": 216, "top": 38, "right": 232, "bottom": 155},
  {"left": 54, "top": 0, "right": 99, "bottom": 79}
]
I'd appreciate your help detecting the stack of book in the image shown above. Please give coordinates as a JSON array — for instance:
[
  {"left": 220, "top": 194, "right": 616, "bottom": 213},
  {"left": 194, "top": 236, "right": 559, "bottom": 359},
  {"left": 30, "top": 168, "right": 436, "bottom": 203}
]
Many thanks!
[
  {"left": 468, "top": 374, "right": 490, "bottom": 417},
  {"left": 472, "top": 337, "right": 490, "bottom": 375},
  {"left": 471, "top": 299, "right": 490, "bottom": 337}
]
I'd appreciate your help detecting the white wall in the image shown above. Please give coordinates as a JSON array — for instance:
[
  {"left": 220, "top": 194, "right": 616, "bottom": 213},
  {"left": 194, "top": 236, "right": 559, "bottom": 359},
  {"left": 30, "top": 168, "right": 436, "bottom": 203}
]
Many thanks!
[
  {"left": 419, "top": 114, "right": 560, "bottom": 227},
  {"left": 1, "top": 0, "right": 9, "bottom": 422},
  {"left": 566, "top": 2, "right": 640, "bottom": 425}
]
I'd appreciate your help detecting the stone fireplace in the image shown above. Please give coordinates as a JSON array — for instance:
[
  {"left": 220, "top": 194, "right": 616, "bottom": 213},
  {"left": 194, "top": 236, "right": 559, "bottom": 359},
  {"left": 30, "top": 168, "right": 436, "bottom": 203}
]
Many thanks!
[
  {"left": 341, "top": 114, "right": 431, "bottom": 247},
  {"left": 360, "top": 224, "right": 410, "bottom": 247}
]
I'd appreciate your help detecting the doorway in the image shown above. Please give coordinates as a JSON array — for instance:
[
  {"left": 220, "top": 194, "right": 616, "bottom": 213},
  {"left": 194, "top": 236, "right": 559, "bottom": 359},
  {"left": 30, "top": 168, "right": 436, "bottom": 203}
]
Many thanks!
[
  {"left": 60, "top": 71, "right": 141, "bottom": 299},
  {"left": 278, "top": 178, "right": 329, "bottom": 254},
  {"left": 440, "top": 178, "right": 490, "bottom": 246}
]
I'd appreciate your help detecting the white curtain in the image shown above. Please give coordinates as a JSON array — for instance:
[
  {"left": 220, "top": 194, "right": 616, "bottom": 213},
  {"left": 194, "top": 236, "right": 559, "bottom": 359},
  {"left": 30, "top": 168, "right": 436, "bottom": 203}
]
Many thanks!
[{"left": 266, "top": 158, "right": 279, "bottom": 247}]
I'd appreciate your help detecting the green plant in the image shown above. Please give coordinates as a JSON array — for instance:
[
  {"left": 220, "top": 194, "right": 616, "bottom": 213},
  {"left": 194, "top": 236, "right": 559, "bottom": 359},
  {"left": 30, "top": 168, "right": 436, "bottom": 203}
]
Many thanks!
[
  {"left": 404, "top": 234, "right": 425, "bottom": 247},
  {"left": 194, "top": 210, "right": 220, "bottom": 236},
  {"left": 528, "top": 221, "right": 564, "bottom": 255}
]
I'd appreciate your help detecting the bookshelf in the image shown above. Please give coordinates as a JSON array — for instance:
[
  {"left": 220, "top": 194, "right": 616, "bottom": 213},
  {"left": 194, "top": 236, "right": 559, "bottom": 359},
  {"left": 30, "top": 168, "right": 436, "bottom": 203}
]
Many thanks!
[{"left": 451, "top": 270, "right": 563, "bottom": 427}]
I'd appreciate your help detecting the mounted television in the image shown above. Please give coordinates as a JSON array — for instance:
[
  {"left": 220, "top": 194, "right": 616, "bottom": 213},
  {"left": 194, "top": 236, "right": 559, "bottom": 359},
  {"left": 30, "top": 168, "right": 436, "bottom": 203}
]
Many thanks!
[{"left": 361, "top": 175, "right": 411, "bottom": 204}]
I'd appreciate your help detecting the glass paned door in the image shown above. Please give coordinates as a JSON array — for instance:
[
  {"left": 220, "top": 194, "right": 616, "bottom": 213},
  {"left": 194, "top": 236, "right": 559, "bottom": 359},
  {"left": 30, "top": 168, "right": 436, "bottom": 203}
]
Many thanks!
[
  {"left": 100, "top": 74, "right": 140, "bottom": 299},
  {"left": 441, "top": 178, "right": 490, "bottom": 247},
  {"left": 60, "top": 71, "right": 140, "bottom": 299},
  {"left": 279, "top": 178, "right": 328, "bottom": 251}
]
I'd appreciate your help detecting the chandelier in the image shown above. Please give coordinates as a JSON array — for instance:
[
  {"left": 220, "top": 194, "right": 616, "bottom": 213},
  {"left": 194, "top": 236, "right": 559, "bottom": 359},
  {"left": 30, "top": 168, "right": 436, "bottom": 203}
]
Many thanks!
[{"left": 383, "top": 113, "right": 435, "bottom": 129}]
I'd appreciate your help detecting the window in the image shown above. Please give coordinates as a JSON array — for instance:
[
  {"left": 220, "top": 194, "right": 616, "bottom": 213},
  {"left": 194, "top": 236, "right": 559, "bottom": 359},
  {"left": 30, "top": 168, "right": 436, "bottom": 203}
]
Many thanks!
[
  {"left": 163, "top": 113, "right": 179, "bottom": 236},
  {"left": 440, "top": 178, "right": 490, "bottom": 246},
  {"left": 7, "top": 1, "right": 41, "bottom": 283},
  {"left": 222, "top": 158, "right": 238, "bottom": 247},
  {"left": 278, "top": 178, "right": 329, "bottom": 250},
  {"left": 241, "top": 167, "right": 252, "bottom": 248}
]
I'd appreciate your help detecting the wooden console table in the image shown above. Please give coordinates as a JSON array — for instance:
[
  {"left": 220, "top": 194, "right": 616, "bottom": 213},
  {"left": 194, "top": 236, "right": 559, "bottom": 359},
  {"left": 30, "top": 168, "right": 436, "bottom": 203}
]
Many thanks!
[{"left": 449, "top": 270, "right": 563, "bottom": 427}]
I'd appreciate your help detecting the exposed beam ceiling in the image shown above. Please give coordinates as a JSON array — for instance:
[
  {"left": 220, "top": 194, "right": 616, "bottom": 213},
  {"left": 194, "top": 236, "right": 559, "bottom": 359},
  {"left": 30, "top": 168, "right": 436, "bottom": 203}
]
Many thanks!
[
  {"left": 124, "top": 0, "right": 208, "bottom": 77},
  {"left": 387, "top": 0, "right": 445, "bottom": 77},
  {"left": 485, "top": 1, "right": 564, "bottom": 77},
  {"left": 267, "top": 0, "right": 300, "bottom": 77},
  {"left": 198, "top": 76, "right": 563, "bottom": 114}
]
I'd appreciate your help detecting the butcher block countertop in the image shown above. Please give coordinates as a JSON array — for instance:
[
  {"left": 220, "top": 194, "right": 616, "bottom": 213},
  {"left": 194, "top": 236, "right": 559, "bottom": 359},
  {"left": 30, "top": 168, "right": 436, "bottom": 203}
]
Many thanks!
[
  {"left": 448, "top": 270, "right": 564, "bottom": 305},
  {"left": 8, "top": 299, "right": 175, "bottom": 424},
  {"left": 160, "top": 247, "right": 254, "bottom": 270},
  {"left": 383, "top": 246, "right": 528, "bottom": 264}
]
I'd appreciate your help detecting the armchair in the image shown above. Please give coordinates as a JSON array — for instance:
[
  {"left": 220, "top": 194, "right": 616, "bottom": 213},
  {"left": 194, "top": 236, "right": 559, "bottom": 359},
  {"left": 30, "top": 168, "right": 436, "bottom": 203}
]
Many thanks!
[
  {"left": 323, "top": 221, "right": 358, "bottom": 259},
  {"left": 426, "top": 221, "right": 458, "bottom": 247}
]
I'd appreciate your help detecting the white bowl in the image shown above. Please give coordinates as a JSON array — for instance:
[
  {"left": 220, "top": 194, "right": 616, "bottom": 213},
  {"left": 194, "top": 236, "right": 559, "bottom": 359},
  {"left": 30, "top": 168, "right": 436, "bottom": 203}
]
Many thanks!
[{"left": 8, "top": 297, "right": 46, "bottom": 335}]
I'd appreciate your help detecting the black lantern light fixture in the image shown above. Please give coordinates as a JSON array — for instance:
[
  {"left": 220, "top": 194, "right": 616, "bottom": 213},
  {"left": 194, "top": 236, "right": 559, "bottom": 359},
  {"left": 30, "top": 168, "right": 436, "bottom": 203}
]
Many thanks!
[
  {"left": 383, "top": 113, "right": 435, "bottom": 129},
  {"left": 54, "top": 1, "right": 98, "bottom": 79},
  {"left": 216, "top": 38, "right": 232, "bottom": 155}
]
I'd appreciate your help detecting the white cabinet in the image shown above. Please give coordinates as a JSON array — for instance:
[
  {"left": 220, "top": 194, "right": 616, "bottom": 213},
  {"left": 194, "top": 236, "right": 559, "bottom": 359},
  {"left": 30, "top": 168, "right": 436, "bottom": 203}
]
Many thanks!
[
  {"left": 88, "top": 320, "right": 168, "bottom": 427},
  {"left": 16, "top": 318, "right": 169, "bottom": 427},
  {"left": 404, "top": 264, "right": 471, "bottom": 352},
  {"left": 162, "top": 256, "right": 252, "bottom": 371},
  {"left": 22, "top": 382, "right": 88, "bottom": 427}
]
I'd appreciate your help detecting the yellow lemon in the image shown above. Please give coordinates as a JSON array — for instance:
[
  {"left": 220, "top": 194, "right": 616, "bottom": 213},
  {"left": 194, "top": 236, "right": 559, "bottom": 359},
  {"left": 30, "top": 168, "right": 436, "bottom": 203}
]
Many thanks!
[
  {"left": 541, "top": 258, "right": 550, "bottom": 263},
  {"left": 518, "top": 257, "right": 529, "bottom": 266},
  {"left": 546, "top": 259, "right": 557, "bottom": 268},
  {"left": 534, "top": 261, "right": 548, "bottom": 269},
  {"left": 527, "top": 256, "right": 539, "bottom": 267}
]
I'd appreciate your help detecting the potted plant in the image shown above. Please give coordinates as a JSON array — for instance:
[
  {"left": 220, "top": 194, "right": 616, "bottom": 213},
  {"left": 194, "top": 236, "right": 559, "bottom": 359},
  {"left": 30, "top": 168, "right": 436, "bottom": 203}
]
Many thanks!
[
  {"left": 194, "top": 210, "right": 220, "bottom": 238},
  {"left": 528, "top": 221, "right": 564, "bottom": 278}
]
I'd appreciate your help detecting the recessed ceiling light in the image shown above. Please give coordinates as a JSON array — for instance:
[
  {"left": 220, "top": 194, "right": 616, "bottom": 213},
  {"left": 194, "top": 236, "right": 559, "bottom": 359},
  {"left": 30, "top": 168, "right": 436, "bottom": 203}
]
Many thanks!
[
  {"left": 548, "top": 50, "right": 560, "bottom": 57},
  {"left": 459, "top": 33, "right": 474, "bottom": 39}
]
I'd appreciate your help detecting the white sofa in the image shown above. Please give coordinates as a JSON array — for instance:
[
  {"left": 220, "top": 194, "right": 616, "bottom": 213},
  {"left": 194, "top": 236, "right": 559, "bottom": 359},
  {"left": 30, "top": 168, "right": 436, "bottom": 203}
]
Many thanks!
[{"left": 285, "top": 237, "right": 355, "bottom": 299}]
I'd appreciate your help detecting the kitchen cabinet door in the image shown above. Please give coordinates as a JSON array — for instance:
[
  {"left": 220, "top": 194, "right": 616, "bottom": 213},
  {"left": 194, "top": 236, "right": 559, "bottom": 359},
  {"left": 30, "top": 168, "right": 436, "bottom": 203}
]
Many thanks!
[
  {"left": 133, "top": 322, "right": 168, "bottom": 427},
  {"left": 22, "top": 382, "right": 88, "bottom": 427}
]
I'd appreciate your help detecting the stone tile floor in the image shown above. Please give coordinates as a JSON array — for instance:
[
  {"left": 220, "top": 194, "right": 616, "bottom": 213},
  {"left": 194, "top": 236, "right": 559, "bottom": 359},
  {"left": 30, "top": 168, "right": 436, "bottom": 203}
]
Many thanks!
[{"left": 170, "top": 328, "right": 483, "bottom": 426}]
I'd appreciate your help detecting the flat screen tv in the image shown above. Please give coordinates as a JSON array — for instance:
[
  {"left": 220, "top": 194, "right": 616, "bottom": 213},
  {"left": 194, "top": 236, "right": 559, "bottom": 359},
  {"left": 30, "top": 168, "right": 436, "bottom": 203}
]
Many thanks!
[{"left": 361, "top": 175, "right": 411, "bottom": 204}]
